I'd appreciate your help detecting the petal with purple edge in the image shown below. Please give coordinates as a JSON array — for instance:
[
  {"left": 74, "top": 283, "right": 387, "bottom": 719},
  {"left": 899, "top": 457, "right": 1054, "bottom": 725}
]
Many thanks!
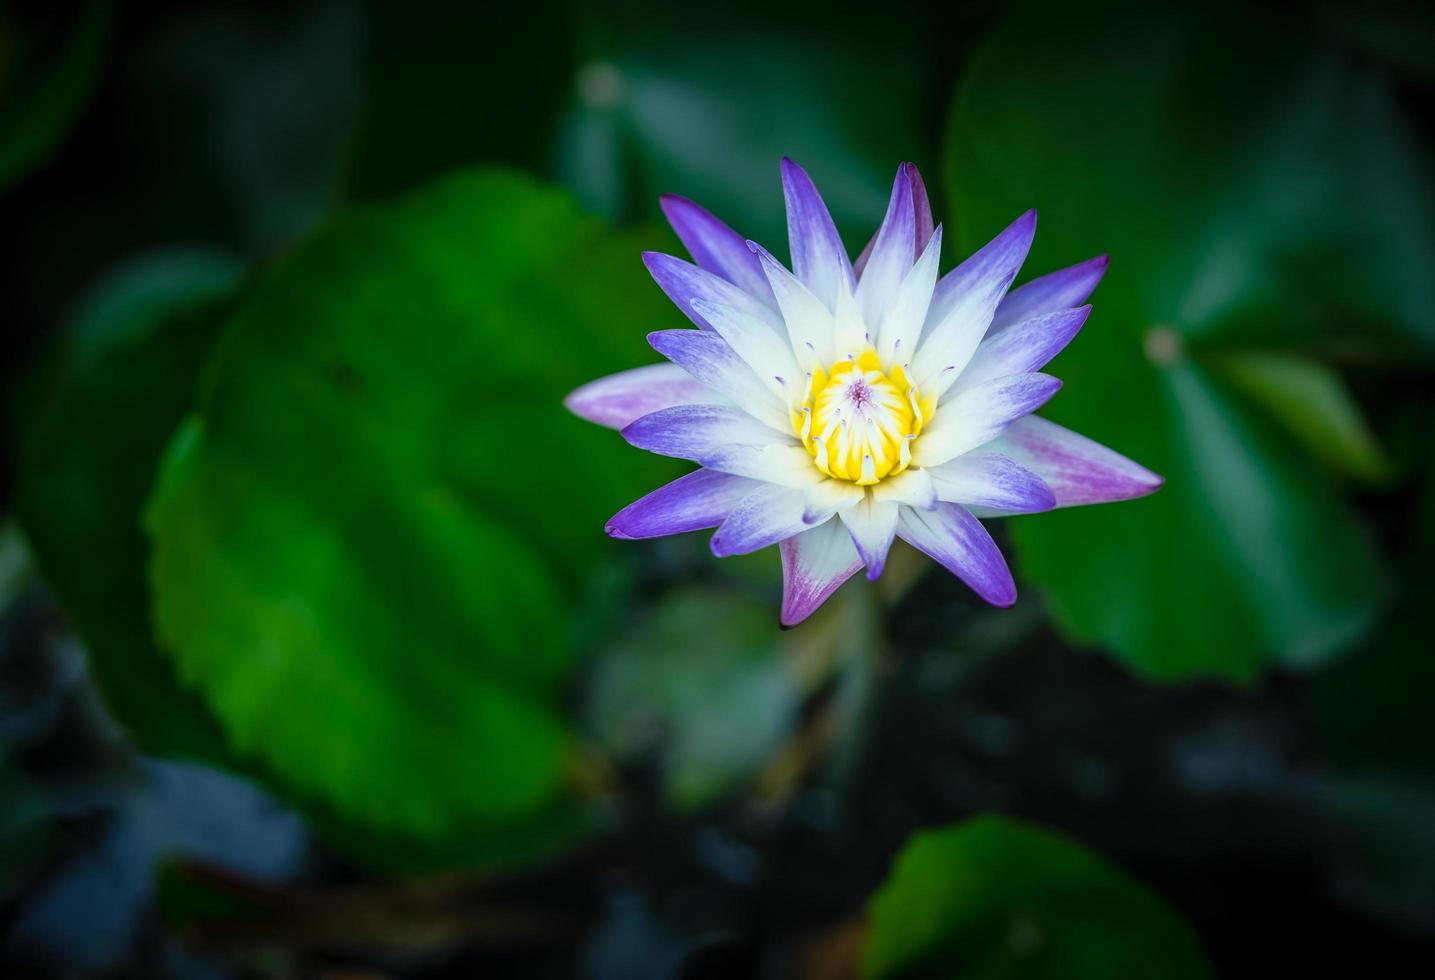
[
  {"left": 870, "top": 467, "right": 937, "bottom": 509},
  {"left": 855, "top": 167, "right": 916, "bottom": 328},
  {"left": 913, "top": 373, "right": 1063, "bottom": 469},
  {"left": 926, "top": 452, "right": 1056, "bottom": 513},
  {"left": 647, "top": 329, "right": 790, "bottom": 432},
  {"left": 925, "top": 210, "right": 1036, "bottom": 332},
  {"left": 990, "top": 255, "right": 1107, "bottom": 335},
  {"left": 622, "top": 404, "right": 793, "bottom": 464},
  {"left": 897, "top": 503, "right": 1017, "bottom": 607},
  {"left": 607, "top": 468, "right": 761, "bottom": 540},
  {"left": 690, "top": 297, "right": 801, "bottom": 395},
  {"left": 802, "top": 478, "right": 865, "bottom": 523},
  {"left": 751, "top": 241, "right": 836, "bottom": 368},
  {"left": 643, "top": 252, "right": 785, "bottom": 334},
  {"left": 854, "top": 162, "right": 933, "bottom": 278},
  {"left": 840, "top": 494, "right": 900, "bottom": 580},
  {"left": 780, "top": 519, "right": 862, "bottom": 627},
  {"left": 659, "top": 194, "right": 776, "bottom": 306},
  {"left": 952, "top": 305, "right": 1091, "bottom": 393},
  {"left": 987, "top": 415, "right": 1163, "bottom": 507},
  {"left": 565, "top": 362, "right": 726, "bottom": 430},
  {"left": 876, "top": 224, "right": 943, "bottom": 366},
  {"left": 711, "top": 483, "right": 810, "bottom": 556},
  {"left": 781, "top": 157, "right": 856, "bottom": 311}
]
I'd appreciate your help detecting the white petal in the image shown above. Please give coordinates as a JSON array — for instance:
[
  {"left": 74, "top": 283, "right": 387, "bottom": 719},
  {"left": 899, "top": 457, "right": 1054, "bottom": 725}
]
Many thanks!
[
  {"left": 912, "top": 374, "right": 1062, "bottom": 469},
  {"left": 751, "top": 242, "right": 838, "bottom": 369},
  {"left": 691, "top": 298, "right": 802, "bottom": 402},
  {"left": 711, "top": 483, "right": 810, "bottom": 556},
  {"left": 802, "top": 478, "right": 865, "bottom": 523},
  {"left": 648, "top": 329, "right": 791, "bottom": 432},
  {"left": 839, "top": 492, "right": 900, "bottom": 580},
  {"left": 876, "top": 224, "right": 943, "bottom": 366},
  {"left": 870, "top": 467, "right": 937, "bottom": 509},
  {"left": 704, "top": 444, "right": 823, "bottom": 488},
  {"left": 779, "top": 519, "right": 863, "bottom": 627}
]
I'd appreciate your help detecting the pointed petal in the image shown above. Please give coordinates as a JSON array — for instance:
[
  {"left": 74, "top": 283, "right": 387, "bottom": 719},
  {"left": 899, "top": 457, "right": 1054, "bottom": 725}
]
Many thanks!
[
  {"left": 781, "top": 157, "right": 855, "bottom": 311},
  {"left": 607, "top": 469, "right": 760, "bottom": 540},
  {"left": 988, "top": 415, "right": 1163, "bottom": 507},
  {"left": 839, "top": 493, "right": 900, "bottom": 580},
  {"left": 802, "top": 478, "right": 865, "bottom": 523},
  {"left": 779, "top": 519, "right": 863, "bottom": 627},
  {"left": 991, "top": 255, "right": 1107, "bottom": 335},
  {"left": 622, "top": 404, "right": 792, "bottom": 464},
  {"left": 897, "top": 503, "right": 1016, "bottom": 607},
  {"left": 647, "top": 329, "right": 791, "bottom": 432},
  {"left": 565, "top": 362, "right": 725, "bottom": 430},
  {"left": 690, "top": 297, "right": 802, "bottom": 400},
  {"left": 854, "top": 162, "right": 933, "bottom": 277},
  {"left": 643, "top": 251, "right": 785, "bottom": 334},
  {"left": 953, "top": 305, "right": 1091, "bottom": 392},
  {"left": 711, "top": 483, "right": 810, "bottom": 556},
  {"left": 659, "top": 194, "right": 775, "bottom": 305},
  {"left": 877, "top": 224, "right": 943, "bottom": 366},
  {"left": 751, "top": 241, "right": 837, "bottom": 368},
  {"left": 913, "top": 210, "right": 1036, "bottom": 393},
  {"left": 855, "top": 167, "right": 916, "bottom": 328},
  {"left": 831, "top": 274, "right": 868, "bottom": 356},
  {"left": 870, "top": 466, "right": 937, "bottom": 509},
  {"left": 705, "top": 444, "right": 823, "bottom": 488},
  {"left": 912, "top": 373, "right": 1062, "bottom": 468},
  {"left": 926, "top": 452, "right": 1056, "bottom": 513}
]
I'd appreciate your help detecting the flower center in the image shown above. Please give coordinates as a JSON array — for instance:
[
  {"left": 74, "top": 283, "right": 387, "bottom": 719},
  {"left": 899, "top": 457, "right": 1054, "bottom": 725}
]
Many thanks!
[{"left": 792, "top": 348, "right": 935, "bottom": 485}]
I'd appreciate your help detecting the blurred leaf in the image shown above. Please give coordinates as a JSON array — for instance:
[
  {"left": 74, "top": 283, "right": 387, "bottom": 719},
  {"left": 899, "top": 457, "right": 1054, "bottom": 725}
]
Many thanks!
[
  {"left": 0, "top": 0, "right": 111, "bottom": 193},
  {"left": 559, "top": 33, "right": 929, "bottom": 247},
  {"left": 944, "top": 2, "right": 1401, "bottom": 681},
  {"left": 862, "top": 815, "right": 1215, "bottom": 980},
  {"left": 145, "top": 170, "right": 679, "bottom": 845},
  {"left": 142, "top": 0, "right": 363, "bottom": 249},
  {"left": 1208, "top": 352, "right": 1391, "bottom": 484},
  {"left": 15, "top": 250, "right": 240, "bottom": 760},
  {"left": 588, "top": 589, "right": 799, "bottom": 809},
  {"left": 347, "top": 0, "right": 575, "bottom": 200}
]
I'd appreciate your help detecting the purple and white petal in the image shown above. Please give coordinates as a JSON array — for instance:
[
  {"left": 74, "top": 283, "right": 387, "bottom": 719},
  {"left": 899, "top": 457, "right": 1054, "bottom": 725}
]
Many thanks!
[
  {"left": 607, "top": 468, "right": 761, "bottom": 540},
  {"left": 622, "top": 404, "right": 793, "bottom": 464},
  {"left": 565, "top": 362, "right": 725, "bottom": 430},
  {"left": 952, "top": 305, "right": 1091, "bottom": 393},
  {"left": 988, "top": 415, "right": 1163, "bottom": 507},
  {"left": 854, "top": 162, "right": 933, "bottom": 278},
  {"left": 897, "top": 503, "right": 1017, "bottom": 607},
  {"left": 925, "top": 452, "right": 1056, "bottom": 514},
  {"left": 876, "top": 224, "right": 943, "bottom": 367},
  {"left": 644, "top": 251, "right": 785, "bottom": 334},
  {"left": 870, "top": 466, "right": 937, "bottom": 509},
  {"left": 912, "top": 211, "right": 1036, "bottom": 393},
  {"left": 690, "top": 298, "right": 801, "bottom": 398},
  {"left": 750, "top": 241, "right": 837, "bottom": 368},
  {"left": 779, "top": 519, "right": 863, "bottom": 627},
  {"left": 647, "top": 329, "right": 791, "bottom": 432},
  {"left": 802, "top": 478, "right": 865, "bottom": 523},
  {"left": 711, "top": 483, "right": 810, "bottom": 556},
  {"left": 990, "top": 255, "right": 1107, "bottom": 335},
  {"left": 659, "top": 194, "right": 776, "bottom": 306},
  {"left": 781, "top": 157, "right": 856, "bottom": 311},
  {"left": 912, "top": 373, "right": 1063, "bottom": 468},
  {"left": 839, "top": 494, "right": 900, "bottom": 580},
  {"left": 705, "top": 444, "right": 824, "bottom": 488},
  {"left": 854, "top": 167, "right": 916, "bottom": 328}
]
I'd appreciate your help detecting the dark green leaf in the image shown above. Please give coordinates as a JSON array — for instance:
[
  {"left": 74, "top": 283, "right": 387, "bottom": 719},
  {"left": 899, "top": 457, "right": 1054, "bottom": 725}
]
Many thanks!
[
  {"left": 15, "top": 250, "right": 240, "bottom": 760},
  {"left": 0, "top": 0, "right": 112, "bottom": 193},
  {"left": 944, "top": 2, "right": 1402, "bottom": 681},
  {"left": 145, "top": 170, "right": 680, "bottom": 842},
  {"left": 863, "top": 815, "right": 1215, "bottom": 980}
]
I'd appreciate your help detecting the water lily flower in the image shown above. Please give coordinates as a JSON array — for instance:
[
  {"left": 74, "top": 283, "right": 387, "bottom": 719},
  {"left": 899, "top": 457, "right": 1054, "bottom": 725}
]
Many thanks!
[{"left": 567, "top": 160, "right": 1162, "bottom": 626}]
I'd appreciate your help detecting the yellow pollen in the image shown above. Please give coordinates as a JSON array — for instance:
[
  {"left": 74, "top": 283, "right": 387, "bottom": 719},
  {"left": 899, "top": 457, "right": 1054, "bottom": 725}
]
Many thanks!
[{"left": 790, "top": 347, "right": 936, "bottom": 485}]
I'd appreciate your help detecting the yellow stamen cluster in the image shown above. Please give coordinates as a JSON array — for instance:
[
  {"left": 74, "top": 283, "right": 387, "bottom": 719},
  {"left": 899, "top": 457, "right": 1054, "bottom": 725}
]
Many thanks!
[{"left": 791, "top": 348, "right": 936, "bottom": 485}]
